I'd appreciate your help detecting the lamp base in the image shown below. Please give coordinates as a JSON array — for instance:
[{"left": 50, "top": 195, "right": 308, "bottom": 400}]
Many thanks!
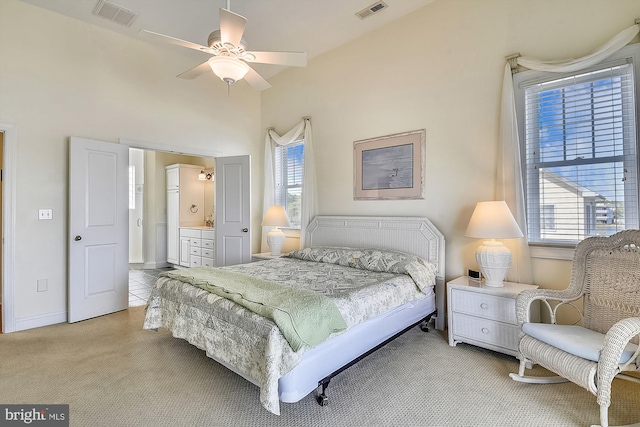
[
  {"left": 476, "top": 240, "right": 512, "bottom": 287},
  {"left": 266, "top": 227, "right": 286, "bottom": 257}
]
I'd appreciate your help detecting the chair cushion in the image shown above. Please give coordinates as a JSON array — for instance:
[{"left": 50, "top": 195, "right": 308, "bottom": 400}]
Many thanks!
[{"left": 522, "top": 323, "right": 639, "bottom": 364}]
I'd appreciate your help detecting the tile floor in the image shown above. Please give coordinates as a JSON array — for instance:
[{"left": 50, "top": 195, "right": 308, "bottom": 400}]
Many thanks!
[{"left": 128, "top": 267, "right": 174, "bottom": 307}]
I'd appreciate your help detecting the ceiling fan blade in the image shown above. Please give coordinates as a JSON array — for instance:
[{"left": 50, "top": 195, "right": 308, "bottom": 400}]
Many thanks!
[
  {"left": 139, "top": 30, "right": 212, "bottom": 54},
  {"left": 219, "top": 8, "right": 247, "bottom": 48},
  {"left": 244, "top": 51, "right": 307, "bottom": 67},
  {"left": 177, "top": 61, "right": 211, "bottom": 79},
  {"left": 244, "top": 66, "right": 272, "bottom": 91}
]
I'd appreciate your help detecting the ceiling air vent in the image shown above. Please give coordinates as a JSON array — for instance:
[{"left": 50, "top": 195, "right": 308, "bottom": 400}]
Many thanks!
[
  {"left": 93, "top": 0, "right": 139, "bottom": 27},
  {"left": 356, "top": 1, "right": 388, "bottom": 20}
]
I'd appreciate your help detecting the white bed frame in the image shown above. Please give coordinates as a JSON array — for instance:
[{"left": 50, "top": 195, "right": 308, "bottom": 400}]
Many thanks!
[
  {"left": 306, "top": 216, "right": 445, "bottom": 330},
  {"left": 276, "top": 216, "right": 445, "bottom": 405}
]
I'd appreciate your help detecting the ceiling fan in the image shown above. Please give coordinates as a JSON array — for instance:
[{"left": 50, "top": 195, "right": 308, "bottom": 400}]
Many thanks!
[{"left": 139, "top": 1, "right": 307, "bottom": 91}]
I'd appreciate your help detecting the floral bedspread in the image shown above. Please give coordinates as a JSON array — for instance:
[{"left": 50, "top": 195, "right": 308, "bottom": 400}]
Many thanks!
[{"left": 143, "top": 249, "right": 436, "bottom": 415}]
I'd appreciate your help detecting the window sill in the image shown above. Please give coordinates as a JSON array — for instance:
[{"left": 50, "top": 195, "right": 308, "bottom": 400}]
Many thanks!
[{"left": 529, "top": 245, "right": 574, "bottom": 261}]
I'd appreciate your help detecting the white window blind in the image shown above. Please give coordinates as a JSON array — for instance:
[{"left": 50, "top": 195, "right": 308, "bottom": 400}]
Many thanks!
[
  {"left": 521, "top": 59, "right": 638, "bottom": 245},
  {"left": 274, "top": 140, "right": 304, "bottom": 227}
]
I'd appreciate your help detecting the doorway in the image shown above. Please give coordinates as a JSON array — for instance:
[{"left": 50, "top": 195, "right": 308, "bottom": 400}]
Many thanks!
[{"left": 126, "top": 145, "right": 216, "bottom": 308}]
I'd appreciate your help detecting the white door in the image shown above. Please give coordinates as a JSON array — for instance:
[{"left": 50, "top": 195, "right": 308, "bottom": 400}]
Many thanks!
[
  {"left": 215, "top": 155, "right": 251, "bottom": 266},
  {"left": 69, "top": 137, "right": 129, "bottom": 323}
]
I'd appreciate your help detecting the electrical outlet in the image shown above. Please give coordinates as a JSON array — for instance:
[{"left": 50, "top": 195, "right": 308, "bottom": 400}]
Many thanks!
[{"left": 38, "top": 209, "right": 53, "bottom": 220}]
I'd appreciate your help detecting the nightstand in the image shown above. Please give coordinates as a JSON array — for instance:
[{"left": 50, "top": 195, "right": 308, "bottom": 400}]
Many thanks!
[
  {"left": 447, "top": 276, "right": 539, "bottom": 358},
  {"left": 251, "top": 252, "right": 284, "bottom": 262}
]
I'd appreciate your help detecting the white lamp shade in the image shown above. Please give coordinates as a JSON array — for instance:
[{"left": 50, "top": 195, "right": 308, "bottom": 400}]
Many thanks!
[
  {"left": 262, "top": 206, "right": 291, "bottom": 256},
  {"left": 262, "top": 205, "right": 291, "bottom": 228},
  {"left": 465, "top": 201, "right": 523, "bottom": 239},
  {"left": 208, "top": 56, "right": 250, "bottom": 84},
  {"left": 465, "top": 201, "right": 523, "bottom": 287}
]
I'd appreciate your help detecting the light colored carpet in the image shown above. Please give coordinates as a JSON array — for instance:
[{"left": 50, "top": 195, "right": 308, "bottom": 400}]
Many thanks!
[{"left": 0, "top": 307, "right": 638, "bottom": 427}]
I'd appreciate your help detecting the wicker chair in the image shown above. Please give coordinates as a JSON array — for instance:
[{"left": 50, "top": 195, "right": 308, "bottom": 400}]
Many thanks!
[{"left": 509, "top": 230, "right": 640, "bottom": 427}]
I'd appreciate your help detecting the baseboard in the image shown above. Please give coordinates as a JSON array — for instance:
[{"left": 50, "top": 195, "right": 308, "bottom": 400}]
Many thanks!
[
  {"left": 142, "top": 261, "right": 170, "bottom": 269},
  {"left": 15, "top": 310, "right": 67, "bottom": 332}
]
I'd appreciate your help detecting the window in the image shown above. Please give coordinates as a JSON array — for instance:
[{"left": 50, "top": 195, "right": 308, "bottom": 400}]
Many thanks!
[
  {"left": 274, "top": 140, "right": 304, "bottom": 228},
  {"left": 541, "top": 204, "right": 556, "bottom": 230},
  {"left": 515, "top": 45, "right": 639, "bottom": 246}
]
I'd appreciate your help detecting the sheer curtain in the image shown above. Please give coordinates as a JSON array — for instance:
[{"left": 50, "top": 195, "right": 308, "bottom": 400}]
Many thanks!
[
  {"left": 263, "top": 117, "right": 316, "bottom": 249},
  {"left": 497, "top": 22, "right": 639, "bottom": 283}
]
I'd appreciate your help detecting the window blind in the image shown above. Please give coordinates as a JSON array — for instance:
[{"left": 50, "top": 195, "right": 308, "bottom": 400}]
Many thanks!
[
  {"left": 274, "top": 141, "right": 304, "bottom": 227},
  {"left": 523, "top": 61, "right": 638, "bottom": 244}
]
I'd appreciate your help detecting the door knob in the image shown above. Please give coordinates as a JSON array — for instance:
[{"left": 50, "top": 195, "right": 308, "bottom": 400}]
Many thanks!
[
  {"left": 242, "top": 228, "right": 248, "bottom": 232},
  {"left": 74, "top": 235, "right": 82, "bottom": 241}
]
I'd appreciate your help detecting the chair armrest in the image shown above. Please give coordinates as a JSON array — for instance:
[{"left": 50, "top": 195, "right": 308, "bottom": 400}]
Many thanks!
[
  {"left": 600, "top": 317, "right": 640, "bottom": 370},
  {"left": 514, "top": 288, "right": 582, "bottom": 325},
  {"left": 595, "top": 317, "right": 640, "bottom": 406}
]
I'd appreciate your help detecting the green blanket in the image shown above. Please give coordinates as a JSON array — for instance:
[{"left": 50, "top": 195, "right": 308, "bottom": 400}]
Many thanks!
[{"left": 162, "top": 267, "right": 347, "bottom": 351}]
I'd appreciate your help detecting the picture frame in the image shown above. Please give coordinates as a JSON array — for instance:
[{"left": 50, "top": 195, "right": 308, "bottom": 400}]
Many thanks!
[{"left": 353, "top": 129, "right": 425, "bottom": 200}]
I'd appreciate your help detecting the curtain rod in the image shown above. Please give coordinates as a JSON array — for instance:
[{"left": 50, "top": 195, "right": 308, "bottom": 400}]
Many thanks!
[
  {"left": 267, "top": 117, "right": 309, "bottom": 133},
  {"left": 508, "top": 18, "right": 639, "bottom": 63},
  {"left": 506, "top": 53, "right": 521, "bottom": 74}
]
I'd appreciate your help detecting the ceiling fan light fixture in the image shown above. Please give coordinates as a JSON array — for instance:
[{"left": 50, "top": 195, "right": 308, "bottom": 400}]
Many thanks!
[{"left": 208, "top": 56, "right": 250, "bottom": 85}]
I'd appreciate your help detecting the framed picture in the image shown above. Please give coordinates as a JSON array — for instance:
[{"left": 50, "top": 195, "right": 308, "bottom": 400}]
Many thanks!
[{"left": 353, "top": 129, "right": 425, "bottom": 200}]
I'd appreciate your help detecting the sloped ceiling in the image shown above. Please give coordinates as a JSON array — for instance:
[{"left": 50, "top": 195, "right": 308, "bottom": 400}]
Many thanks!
[{"left": 19, "top": 0, "right": 434, "bottom": 80}]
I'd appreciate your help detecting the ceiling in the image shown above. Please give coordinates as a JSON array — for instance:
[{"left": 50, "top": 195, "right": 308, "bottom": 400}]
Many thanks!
[{"left": 19, "top": 0, "right": 434, "bottom": 80}]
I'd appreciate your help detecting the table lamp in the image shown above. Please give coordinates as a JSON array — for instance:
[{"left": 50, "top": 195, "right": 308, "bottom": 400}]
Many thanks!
[
  {"left": 262, "top": 205, "right": 291, "bottom": 256},
  {"left": 464, "top": 201, "right": 524, "bottom": 287}
]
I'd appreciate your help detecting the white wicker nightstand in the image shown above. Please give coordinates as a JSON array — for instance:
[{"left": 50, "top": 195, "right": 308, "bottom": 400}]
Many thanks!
[{"left": 447, "top": 276, "right": 539, "bottom": 358}]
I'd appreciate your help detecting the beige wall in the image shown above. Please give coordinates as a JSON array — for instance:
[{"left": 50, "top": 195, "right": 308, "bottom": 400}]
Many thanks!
[
  {"left": 0, "top": 0, "right": 262, "bottom": 324},
  {"left": 261, "top": 0, "right": 640, "bottom": 297}
]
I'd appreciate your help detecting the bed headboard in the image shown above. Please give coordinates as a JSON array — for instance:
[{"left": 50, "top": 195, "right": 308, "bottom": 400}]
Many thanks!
[
  {"left": 306, "top": 216, "right": 446, "bottom": 330},
  {"left": 306, "top": 216, "right": 445, "bottom": 277}
]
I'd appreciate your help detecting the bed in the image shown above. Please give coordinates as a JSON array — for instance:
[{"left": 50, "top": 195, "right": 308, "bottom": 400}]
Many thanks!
[{"left": 143, "top": 216, "right": 445, "bottom": 415}]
